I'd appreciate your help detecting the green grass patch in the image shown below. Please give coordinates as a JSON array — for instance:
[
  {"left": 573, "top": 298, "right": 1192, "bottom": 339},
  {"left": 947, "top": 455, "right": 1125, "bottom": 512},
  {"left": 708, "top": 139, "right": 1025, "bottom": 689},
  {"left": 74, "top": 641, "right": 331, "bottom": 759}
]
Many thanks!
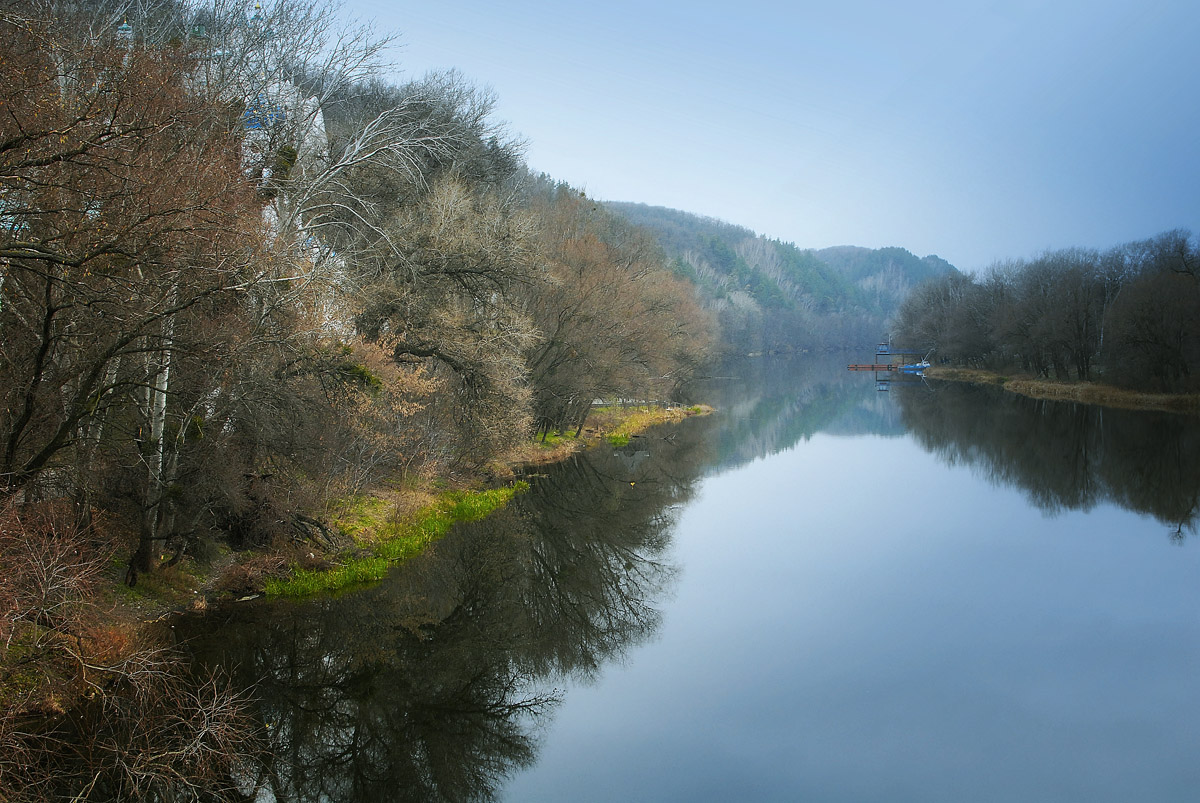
[
  {"left": 265, "top": 556, "right": 389, "bottom": 597},
  {"left": 537, "top": 430, "right": 577, "bottom": 448},
  {"left": 331, "top": 493, "right": 394, "bottom": 540},
  {"left": 267, "top": 483, "right": 528, "bottom": 598}
]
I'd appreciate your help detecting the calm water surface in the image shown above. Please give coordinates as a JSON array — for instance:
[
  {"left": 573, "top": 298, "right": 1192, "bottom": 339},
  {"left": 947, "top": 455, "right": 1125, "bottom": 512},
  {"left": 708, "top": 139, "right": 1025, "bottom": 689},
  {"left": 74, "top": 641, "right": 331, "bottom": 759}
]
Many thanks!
[{"left": 183, "top": 358, "right": 1200, "bottom": 802}]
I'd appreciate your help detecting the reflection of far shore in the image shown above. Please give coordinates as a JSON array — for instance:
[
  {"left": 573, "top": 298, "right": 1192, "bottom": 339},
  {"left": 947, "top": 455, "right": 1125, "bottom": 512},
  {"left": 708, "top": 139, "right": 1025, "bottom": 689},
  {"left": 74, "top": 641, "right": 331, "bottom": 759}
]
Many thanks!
[
  {"left": 926, "top": 366, "right": 1200, "bottom": 415},
  {"left": 699, "top": 354, "right": 907, "bottom": 475},
  {"left": 896, "top": 380, "right": 1200, "bottom": 536}
]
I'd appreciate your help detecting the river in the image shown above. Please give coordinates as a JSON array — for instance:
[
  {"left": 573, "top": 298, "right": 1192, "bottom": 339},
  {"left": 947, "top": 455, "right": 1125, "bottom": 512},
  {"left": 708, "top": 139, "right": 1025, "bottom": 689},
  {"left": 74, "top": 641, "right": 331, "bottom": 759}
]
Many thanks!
[{"left": 180, "top": 357, "right": 1200, "bottom": 802}]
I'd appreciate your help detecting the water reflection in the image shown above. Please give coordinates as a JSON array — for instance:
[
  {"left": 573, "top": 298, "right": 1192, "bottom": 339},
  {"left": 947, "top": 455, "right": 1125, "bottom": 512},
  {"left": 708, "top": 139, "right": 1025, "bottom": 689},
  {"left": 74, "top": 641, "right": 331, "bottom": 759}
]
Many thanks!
[
  {"left": 179, "top": 363, "right": 1200, "bottom": 801},
  {"left": 700, "top": 355, "right": 904, "bottom": 473},
  {"left": 895, "top": 381, "right": 1200, "bottom": 535},
  {"left": 179, "top": 415, "right": 714, "bottom": 802}
]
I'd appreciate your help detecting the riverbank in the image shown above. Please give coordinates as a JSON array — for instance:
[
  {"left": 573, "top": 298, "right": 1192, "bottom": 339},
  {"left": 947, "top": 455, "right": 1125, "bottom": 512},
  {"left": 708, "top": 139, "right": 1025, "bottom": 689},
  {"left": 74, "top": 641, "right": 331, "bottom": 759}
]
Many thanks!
[
  {"left": 0, "top": 401, "right": 712, "bottom": 759},
  {"left": 498, "top": 403, "right": 712, "bottom": 467},
  {"left": 925, "top": 366, "right": 1200, "bottom": 414},
  {"left": 116, "top": 402, "right": 715, "bottom": 614}
]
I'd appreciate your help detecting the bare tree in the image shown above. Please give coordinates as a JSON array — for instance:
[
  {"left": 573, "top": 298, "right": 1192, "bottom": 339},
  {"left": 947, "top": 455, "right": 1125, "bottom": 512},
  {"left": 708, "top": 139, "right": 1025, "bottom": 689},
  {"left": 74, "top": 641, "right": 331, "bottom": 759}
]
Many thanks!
[
  {"left": 520, "top": 185, "right": 716, "bottom": 436},
  {"left": 0, "top": 499, "right": 258, "bottom": 802}
]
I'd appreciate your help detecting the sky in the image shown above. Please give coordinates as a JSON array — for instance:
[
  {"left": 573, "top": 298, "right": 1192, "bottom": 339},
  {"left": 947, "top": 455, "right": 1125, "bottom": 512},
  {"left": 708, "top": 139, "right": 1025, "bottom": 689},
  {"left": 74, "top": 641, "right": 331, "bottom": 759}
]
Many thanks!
[{"left": 337, "top": 0, "right": 1200, "bottom": 273}]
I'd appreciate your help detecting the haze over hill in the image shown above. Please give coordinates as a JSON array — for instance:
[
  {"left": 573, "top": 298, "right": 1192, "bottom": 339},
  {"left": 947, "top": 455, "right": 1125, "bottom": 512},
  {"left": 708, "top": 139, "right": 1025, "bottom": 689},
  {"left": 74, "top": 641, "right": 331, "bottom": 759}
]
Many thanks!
[
  {"left": 606, "top": 202, "right": 959, "bottom": 354},
  {"left": 350, "top": 1, "right": 1200, "bottom": 273}
]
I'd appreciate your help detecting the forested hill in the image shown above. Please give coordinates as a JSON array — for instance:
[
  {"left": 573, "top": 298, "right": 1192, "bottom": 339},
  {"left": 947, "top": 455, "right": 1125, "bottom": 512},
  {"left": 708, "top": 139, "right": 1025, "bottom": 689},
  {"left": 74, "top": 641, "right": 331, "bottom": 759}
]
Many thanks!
[
  {"left": 815, "top": 246, "right": 959, "bottom": 302},
  {"left": 606, "top": 202, "right": 959, "bottom": 354}
]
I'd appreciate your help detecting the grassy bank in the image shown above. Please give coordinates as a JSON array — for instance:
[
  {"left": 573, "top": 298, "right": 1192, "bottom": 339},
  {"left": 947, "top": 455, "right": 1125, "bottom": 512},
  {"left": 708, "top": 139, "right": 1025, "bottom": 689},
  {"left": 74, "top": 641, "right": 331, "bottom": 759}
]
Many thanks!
[
  {"left": 926, "top": 366, "right": 1200, "bottom": 414},
  {"left": 2, "top": 399, "right": 713, "bottom": 763},
  {"left": 495, "top": 403, "right": 713, "bottom": 469},
  {"left": 264, "top": 484, "right": 526, "bottom": 597},
  {"left": 266, "top": 403, "right": 714, "bottom": 596},
  {"left": 102, "top": 402, "right": 714, "bottom": 609}
]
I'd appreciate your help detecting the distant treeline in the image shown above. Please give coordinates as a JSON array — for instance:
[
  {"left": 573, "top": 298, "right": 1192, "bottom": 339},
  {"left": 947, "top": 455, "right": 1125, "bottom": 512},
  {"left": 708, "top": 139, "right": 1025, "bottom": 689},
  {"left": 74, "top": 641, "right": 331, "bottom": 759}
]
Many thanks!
[
  {"left": 891, "top": 230, "right": 1200, "bottom": 392},
  {"left": 608, "top": 202, "right": 958, "bottom": 354}
]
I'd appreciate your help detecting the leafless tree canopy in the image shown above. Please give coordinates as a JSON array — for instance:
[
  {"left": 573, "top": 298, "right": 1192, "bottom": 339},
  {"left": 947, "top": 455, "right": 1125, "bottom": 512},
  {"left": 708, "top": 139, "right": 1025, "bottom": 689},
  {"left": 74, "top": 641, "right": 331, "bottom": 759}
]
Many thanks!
[{"left": 0, "top": 2, "right": 717, "bottom": 797}]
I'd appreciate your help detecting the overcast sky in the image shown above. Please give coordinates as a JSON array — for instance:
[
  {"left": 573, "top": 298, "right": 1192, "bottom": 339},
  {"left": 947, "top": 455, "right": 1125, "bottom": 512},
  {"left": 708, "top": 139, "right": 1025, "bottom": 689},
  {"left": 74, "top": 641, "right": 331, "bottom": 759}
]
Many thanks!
[{"left": 339, "top": 0, "right": 1200, "bottom": 273}]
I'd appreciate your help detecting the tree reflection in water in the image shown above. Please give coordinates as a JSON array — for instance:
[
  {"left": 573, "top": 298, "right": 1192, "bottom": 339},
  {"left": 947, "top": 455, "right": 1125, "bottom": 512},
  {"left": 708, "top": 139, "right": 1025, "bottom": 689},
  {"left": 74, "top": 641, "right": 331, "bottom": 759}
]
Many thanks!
[
  {"left": 179, "top": 415, "right": 714, "bottom": 802},
  {"left": 895, "top": 381, "right": 1200, "bottom": 536}
]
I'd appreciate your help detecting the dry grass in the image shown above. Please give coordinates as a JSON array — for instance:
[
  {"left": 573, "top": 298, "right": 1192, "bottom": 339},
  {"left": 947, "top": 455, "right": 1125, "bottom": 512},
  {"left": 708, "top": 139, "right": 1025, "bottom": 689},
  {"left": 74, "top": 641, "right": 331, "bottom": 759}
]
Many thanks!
[
  {"left": 496, "top": 438, "right": 582, "bottom": 471},
  {"left": 495, "top": 403, "right": 714, "bottom": 473},
  {"left": 926, "top": 367, "right": 1200, "bottom": 414}
]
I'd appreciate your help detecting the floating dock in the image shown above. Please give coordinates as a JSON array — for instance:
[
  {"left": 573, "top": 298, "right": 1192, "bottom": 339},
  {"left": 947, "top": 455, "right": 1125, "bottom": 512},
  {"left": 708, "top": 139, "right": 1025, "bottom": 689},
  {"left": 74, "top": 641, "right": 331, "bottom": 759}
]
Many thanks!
[{"left": 849, "top": 343, "right": 931, "bottom": 382}]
